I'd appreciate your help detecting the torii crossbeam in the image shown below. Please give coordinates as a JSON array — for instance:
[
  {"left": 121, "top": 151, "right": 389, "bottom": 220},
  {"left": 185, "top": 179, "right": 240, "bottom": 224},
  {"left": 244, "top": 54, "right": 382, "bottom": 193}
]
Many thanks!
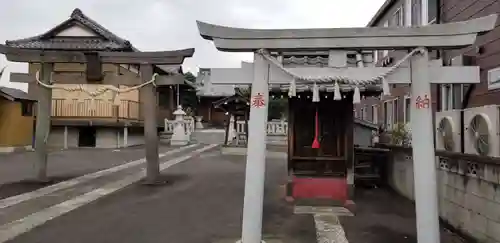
[
  {"left": 197, "top": 14, "right": 497, "bottom": 243},
  {"left": 0, "top": 44, "right": 194, "bottom": 184}
]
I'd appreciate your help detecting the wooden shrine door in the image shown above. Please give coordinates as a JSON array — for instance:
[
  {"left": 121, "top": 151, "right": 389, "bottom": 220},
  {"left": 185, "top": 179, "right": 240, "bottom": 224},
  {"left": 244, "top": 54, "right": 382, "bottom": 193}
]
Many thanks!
[{"left": 288, "top": 94, "right": 353, "bottom": 177}]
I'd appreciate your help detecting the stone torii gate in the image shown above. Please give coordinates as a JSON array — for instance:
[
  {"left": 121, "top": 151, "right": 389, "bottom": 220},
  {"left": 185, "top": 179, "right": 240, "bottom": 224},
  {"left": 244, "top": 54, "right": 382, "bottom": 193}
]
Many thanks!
[
  {"left": 0, "top": 44, "right": 194, "bottom": 184},
  {"left": 197, "top": 14, "right": 497, "bottom": 243}
]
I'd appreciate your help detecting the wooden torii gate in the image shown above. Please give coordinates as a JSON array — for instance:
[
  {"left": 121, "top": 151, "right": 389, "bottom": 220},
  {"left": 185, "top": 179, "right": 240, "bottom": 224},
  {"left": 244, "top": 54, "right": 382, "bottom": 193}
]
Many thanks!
[
  {"left": 0, "top": 44, "right": 194, "bottom": 184},
  {"left": 197, "top": 14, "right": 497, "bottom": 243}
]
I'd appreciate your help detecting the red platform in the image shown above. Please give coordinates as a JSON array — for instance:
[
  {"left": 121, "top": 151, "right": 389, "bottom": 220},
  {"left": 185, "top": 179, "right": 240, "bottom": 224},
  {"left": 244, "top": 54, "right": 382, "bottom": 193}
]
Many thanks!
[{"left": 290, "top": 176, "right": 348, "bottom": 203}]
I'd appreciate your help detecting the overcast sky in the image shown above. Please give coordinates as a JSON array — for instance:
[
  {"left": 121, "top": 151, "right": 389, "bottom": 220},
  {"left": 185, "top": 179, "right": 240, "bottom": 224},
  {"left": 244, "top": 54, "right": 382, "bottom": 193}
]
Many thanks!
[{"left": 0, "top": 0, "right": 385, "bottom": 91}]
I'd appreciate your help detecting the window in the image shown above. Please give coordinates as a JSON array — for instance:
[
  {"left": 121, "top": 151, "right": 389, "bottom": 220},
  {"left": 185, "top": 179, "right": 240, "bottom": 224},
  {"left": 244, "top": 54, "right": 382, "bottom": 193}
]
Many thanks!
[
  {"left": 393, "top": 98, "right": 399, "bottom": 124},
  {"left": 372, "top": 105, "right": 379, "bottom": 123},
  {"left": 411, "top": 1, "right": 421, "bottom": 26},
  {"left": 440, "top": 84, "right": 465, "bottom": 111},
  {"left": 405, "top": 0, "right": 412, "bottom": 27},
  {"left": 383, "top": 98, "right": 399, "bottom": 130},
  {"left": 383, "top": 21, "right": 389, "bottom": 57},
  {"left": 393, "top": 7, "right": 404, "bottom": 26},
  {"left": 404, "top": 96, "right": 411, "bottom": 123},
  {"left": 361, "top": 107, "right": 367, "bottom": 120},
  {"left": 442, "top": 84, "right": 452, "bottom": 111},
  {"left": 21, "top": 101, "right": 33, "bottom": 116},
  {"left": 428, "top": 0, "right": 438, "bottom": 24},
  {"left": 383, "top": 101, "right": 390, "bottom": 129}
]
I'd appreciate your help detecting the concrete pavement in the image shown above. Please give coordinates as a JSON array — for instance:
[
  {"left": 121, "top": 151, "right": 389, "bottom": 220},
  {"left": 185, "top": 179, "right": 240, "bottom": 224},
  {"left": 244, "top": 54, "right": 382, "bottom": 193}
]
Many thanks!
[
  {"left": 0, "top": 139, "right": 468, "bottom": 243},
  {"left": 1, "top": 150, "right": 317, "bottom": 243},
  {"left": 0, "top": 144, "right": 214, "bottom": 242},
  {"left": 0, "top": 145, "right": 178, "bottom": 199}
]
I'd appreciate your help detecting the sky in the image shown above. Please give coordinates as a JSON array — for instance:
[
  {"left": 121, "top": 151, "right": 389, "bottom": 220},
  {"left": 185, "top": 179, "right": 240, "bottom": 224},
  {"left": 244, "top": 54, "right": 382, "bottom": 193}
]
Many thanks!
[{"left": 0, "top": 0, "right": 386, "bottom": 91}]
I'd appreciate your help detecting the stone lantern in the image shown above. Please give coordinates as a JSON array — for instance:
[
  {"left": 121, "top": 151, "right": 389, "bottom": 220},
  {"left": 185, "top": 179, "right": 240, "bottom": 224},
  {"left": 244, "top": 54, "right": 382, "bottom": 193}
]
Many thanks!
[
  {"left": 170, "top": 105, "right": 188, "bottom": 146},
  {"left": 195, "top": 116, "right": 204, "bottom": 129}
]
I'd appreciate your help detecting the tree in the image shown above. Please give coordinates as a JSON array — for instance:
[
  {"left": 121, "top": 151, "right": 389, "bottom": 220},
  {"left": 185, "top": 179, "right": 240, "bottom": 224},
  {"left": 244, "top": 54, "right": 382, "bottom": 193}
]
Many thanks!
[
  {"left": 179, "top": 72, "right": 199, "bottom": 115},
  {"left": 268, "top": 97, "right": 288, "bottom": 121},
  {"left": 236, "top": 87, "right": 287, "bottom": 121}
]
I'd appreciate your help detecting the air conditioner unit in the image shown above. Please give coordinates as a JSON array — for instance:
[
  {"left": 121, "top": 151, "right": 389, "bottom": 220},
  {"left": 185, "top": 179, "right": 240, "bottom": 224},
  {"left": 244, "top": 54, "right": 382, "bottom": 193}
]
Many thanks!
[
  {"left": 435, "top": 109, "right": 462, "bottom": 152},
  {"left": 464, "top": 105, "right": 500, "bottom": 157}
]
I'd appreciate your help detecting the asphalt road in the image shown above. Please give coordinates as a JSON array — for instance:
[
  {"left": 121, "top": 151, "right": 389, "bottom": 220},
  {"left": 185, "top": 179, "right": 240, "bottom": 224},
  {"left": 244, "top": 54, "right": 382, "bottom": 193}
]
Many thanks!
[{"left": 341, "top": 187, "right": 467, "bottom": 243}]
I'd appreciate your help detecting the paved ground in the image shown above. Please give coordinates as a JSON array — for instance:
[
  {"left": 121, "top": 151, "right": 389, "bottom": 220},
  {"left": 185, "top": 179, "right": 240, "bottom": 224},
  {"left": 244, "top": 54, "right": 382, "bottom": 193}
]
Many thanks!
[
  {"left": 0, "top": 137, "right": 469, "bottom": 243},
  {"left": 0, "top": 145, "right": 177, "bottom": 199},
  {"left": 1, "top": 149, "right": 316, "bottom": 243},
  {"left": 341, "top": 187, "right": 467, "bottom": 243}
]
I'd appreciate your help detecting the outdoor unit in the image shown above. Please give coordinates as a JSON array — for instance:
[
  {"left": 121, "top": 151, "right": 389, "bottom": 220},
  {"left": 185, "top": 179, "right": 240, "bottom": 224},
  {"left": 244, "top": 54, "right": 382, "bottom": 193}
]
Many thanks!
[
  {"left": 435, "top": 109, "right": 462, "bottom": 152},
  {"left": 463, "top": 105, "right": 500, "bottom": 157}
]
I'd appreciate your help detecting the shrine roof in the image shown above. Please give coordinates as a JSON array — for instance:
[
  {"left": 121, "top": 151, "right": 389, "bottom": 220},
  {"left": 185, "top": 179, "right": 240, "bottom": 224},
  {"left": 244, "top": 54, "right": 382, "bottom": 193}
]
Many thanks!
[
  {"left": 212, "top": 93, "right": 249, "bottom": 108},
  {"left": 354, "top": 118, "right": 379, "bottom": 130},
  {"left": 5, "top": 8, "right": 134, "bottom": 51},
  {"left": 0, "top": 86, "right": 34, "bottom": 101},
  {"left": 155, "top": 64, "right": 184, "bottom": 76}
]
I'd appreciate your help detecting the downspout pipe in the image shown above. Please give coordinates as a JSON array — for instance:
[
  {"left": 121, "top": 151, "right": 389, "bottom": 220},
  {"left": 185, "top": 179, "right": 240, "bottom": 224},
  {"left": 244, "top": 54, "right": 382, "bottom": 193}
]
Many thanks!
[{"left": 355, "top": 52, "right": 364, "bottom": 68}]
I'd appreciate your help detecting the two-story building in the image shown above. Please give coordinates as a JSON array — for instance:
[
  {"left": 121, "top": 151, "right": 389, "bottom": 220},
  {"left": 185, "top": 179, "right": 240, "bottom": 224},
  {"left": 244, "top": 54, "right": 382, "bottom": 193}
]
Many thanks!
[
  {"left": 356, "top": 0, "right": 441, "bottom": 130},
  {"left": 358, "top": 0, "right": 500, "bottom": 156},
  {"left": 6, "top": 8, "right": 183, "bottom": 149},
  {"left": 195, "top": 68, "right": 236, "bottom": 127},
  {"left": 440, "top": 0, "right": 500, "bottom": 109}
]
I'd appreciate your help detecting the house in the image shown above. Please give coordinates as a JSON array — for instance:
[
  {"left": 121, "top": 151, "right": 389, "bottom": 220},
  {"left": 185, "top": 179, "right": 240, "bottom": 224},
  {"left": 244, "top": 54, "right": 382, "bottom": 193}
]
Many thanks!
[
  {"left": 440, "top": 0, "right": 500, "bottom": 109},
  {"left": 0, "top": 86, "right": 36, "bottom": 153},
  {"left": 195, "top": 68, "right": 236, "bottom": 127},
  {"left": 356, "top": 0, "right": 441, "bottom": 130},
  {"left": 359, "top": 0, "right": 500, "bottom": 156},
  {"left": 6, "top": 8, "right": 184, "bottom": 149}
]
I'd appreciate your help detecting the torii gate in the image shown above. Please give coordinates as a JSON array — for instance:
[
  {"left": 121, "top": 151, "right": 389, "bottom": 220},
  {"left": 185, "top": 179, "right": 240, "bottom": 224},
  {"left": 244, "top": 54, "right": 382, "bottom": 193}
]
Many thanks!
[
  {"left": 197, "top": 14, "right": 497, "bottom": 243},
  {"left": 0, "top": 44, "right": 194, "bottom": 184}
]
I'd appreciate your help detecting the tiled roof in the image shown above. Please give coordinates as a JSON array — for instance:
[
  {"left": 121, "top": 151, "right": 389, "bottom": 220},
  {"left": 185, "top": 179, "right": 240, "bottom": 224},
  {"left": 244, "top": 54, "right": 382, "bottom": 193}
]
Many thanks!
[
  {"left": 212, "top": 94, "right": 249, "bottom": 108},
  {"left": 354, "top": 118, "right": 379, "bottom": 130},
  {"left": 5, "top": 8, "right": 133, "bottom": 51},
  {"left": 0, "top": 86, "right": 34, "bottom": 101}
]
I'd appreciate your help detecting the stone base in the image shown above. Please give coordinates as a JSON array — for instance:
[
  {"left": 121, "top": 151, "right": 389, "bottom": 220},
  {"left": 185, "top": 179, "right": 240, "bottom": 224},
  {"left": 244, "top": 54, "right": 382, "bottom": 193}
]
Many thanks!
[
  {"left": 235, "top": 241, "right": 270, "bottom": 243},
  {"left": 211, "top": 240, "right": 271, "bottom": 243},
  {"left": 220, "top": 146, "right": 247, "bottom": 155},
  {"left": 220, "top": 146, "right": 287, "bottom": 159}
]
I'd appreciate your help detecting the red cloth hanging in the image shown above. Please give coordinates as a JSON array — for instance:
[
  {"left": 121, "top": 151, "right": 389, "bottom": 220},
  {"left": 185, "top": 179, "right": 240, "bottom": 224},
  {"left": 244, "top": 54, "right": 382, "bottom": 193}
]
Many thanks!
[{"left": 311, "top": 108, "right": 320, "bottom": 149}]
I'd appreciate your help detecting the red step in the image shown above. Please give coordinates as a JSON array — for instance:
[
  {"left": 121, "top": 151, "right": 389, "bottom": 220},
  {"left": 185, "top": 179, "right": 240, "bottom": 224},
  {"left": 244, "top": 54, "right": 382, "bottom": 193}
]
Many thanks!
[{"left": 289, "top": 176, "right": 348, "bottom": 204}]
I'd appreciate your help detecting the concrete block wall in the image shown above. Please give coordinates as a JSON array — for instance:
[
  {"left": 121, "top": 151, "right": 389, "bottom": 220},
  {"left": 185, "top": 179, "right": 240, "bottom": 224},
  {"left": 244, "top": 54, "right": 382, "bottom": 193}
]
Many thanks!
[
  {"left": 122, "top": 129, "right": 144, "bottom": 147},
  {"left": 48, "top": 126, "right": 79, "bottom": 148},
  {"left": 95, "top": 128, "right": 119, "bottom": 148},
  {"left": 388, "top": 149, "right": 500, "bottom": 242}
]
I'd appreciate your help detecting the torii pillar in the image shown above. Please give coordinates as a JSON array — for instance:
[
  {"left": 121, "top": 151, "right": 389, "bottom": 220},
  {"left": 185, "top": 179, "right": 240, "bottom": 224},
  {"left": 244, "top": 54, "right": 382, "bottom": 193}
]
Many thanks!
[{"left": 197, "top": 15, "right": 496, "bottom": 243}]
